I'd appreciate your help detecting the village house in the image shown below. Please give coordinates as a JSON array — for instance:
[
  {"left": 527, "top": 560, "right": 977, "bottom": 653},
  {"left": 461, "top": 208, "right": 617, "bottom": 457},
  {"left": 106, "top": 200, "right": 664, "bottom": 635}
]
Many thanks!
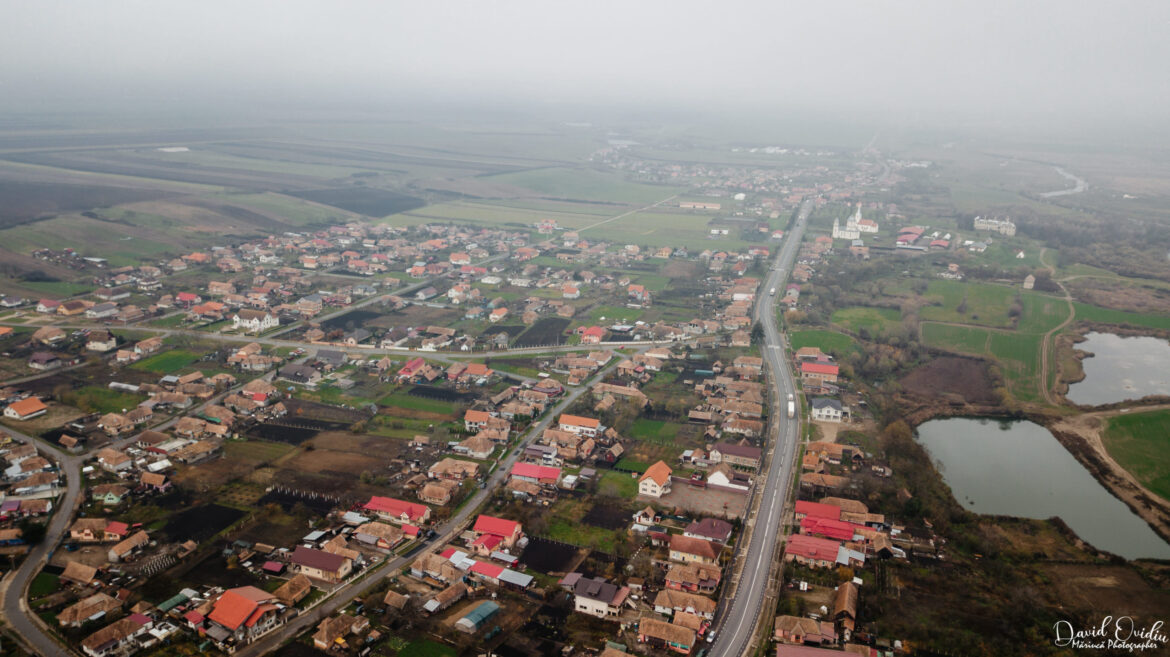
[
  {"left": 232, "top": 309, "right": 280, "bottom": 334},
  {"left": 810, "top": 397, "right": 844, "bottom": 423},
  {"left": 639, "top": 460, "right": 673, "bottom": 498},
  {"left": 669, "top": 534, "right": 721, "bottom": 565},
  {"left": 654, "top": 588, "right": 718, "bottom": 619},
  {"left": 638, "top": 617, "right": 695, "bottom": 655},
  {"left": 290, "top": 546, "right": 353, "bottom": 583},
  {"left": 363, "top": 495, "right": 431, "bottom": 525},
  {"left": 571, "top": 575, "right": 630, "bottom": 618}
]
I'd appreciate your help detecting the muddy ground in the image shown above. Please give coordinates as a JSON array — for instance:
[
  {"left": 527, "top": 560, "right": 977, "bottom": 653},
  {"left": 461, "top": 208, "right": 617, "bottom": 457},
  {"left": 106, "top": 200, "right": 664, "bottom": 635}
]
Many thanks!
[{"left": 900, "top": 356, "right": 999, "bottom": 404}]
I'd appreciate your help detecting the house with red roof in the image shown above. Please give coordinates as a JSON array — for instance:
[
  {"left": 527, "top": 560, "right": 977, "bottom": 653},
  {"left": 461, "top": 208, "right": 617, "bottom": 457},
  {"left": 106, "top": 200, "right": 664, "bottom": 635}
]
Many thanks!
[
  {"left": 397, "top": 357, "right": 426, "bottom": 382},
  {"left": 363, "top": 496, "right": 431, "bottom": 525},
  {"left": 471, "top": 515, "right": 523, "bottom": 554},
  {"left": 783, "top": 534, "right": 841, "bottom": 569},
  {"left": 800, "top": 517, "right": 860, "bottom": 542},
  {"left": 205, "top": 586, "right": 282, "bottom": 647},
  {"left": 794, "top": 500, "right": 841, "bottom": 522},
  {"left": 510, "top": 462, "right": 561, "bottom": 487},
  {"left": 464, "top": 409, "right": 492, "bottom": 432},
  {"left": 579, "top": 326, "right": 605, "bottom": 344},
  {"left": 800, "top": 361, "right": 839, "bottom": 385}
]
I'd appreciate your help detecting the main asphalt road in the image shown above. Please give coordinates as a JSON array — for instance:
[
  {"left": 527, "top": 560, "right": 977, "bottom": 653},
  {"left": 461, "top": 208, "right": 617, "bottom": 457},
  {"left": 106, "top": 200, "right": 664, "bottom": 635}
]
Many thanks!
[{"left": 708, "top": 200, "right": 809, "bottom": 657}]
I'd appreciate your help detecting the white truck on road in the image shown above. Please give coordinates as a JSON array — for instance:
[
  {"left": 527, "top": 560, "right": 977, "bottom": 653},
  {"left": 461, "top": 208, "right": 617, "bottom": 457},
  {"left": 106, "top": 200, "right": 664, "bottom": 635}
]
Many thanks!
[{"left": 787, "top": 392, "right": 795, "bottom": 418}]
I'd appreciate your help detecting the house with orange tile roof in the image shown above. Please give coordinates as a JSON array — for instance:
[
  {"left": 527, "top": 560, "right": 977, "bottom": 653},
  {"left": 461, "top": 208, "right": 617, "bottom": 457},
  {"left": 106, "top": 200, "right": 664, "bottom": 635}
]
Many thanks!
[{"left": 639, "top": 461, "right": 673, "bottom": 498}]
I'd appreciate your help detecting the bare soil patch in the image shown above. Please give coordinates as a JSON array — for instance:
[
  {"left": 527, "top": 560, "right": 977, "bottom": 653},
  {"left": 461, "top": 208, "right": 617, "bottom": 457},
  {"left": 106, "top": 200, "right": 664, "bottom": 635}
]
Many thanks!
[
  {"left": 900, "top": 356, "right": 998, "bottom": 404},
  {"left": 1040, "top": 563, "right": 1170, "bottom": 616}
]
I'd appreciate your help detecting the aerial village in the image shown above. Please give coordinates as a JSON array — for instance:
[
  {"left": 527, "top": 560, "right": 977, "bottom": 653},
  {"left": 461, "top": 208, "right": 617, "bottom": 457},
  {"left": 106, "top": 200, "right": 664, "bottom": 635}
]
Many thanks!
[{"left": 0, "top": 158, "right": 1009, "bottom": 657}]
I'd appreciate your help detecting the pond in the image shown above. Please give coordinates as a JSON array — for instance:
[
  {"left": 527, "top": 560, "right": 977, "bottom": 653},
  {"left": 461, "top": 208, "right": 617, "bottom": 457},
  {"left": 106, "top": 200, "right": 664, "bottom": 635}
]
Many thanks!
[
  {"left": 1066, "top": 332, "right": 1170, "bottom": 405},
  {"left": 916, "top": 417, "right": 1170, "bottom": 560}
]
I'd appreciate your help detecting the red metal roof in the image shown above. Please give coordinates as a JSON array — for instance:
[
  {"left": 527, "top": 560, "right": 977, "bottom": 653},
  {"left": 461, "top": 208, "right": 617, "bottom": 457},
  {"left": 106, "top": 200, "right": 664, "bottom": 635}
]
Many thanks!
[
  {"left": 794, "top": 500, "right": 841, "bottom": 521},
  {"left": 510, "top": 462, "right": 561, "bottom": 481},
  {"left": 473, "top": 514, "right": 520, "bottom": 538},
  {"left": 785, "top": 534, "right": 841, "bottom": 561},
  {"left": 801, "top": 362, "right": 839, "bottom": 375}
]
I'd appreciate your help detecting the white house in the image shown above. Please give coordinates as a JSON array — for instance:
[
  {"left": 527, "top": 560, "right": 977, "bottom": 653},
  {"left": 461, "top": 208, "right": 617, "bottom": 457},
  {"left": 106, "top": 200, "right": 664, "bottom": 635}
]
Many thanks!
[
  {"left": 810, "top": 397, "right": 844, "bottom": 423},
  {"left": 638, "top": 461, "right": 672, "bottom": 498},
  {"left": 232, "top": 309, "right": 280, "bottom": 334}
]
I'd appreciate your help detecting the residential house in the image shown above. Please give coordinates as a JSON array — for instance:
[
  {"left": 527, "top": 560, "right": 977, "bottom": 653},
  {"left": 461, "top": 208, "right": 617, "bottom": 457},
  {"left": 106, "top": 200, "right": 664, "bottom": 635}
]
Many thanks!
[
  {"left": 639, "top": 461, "right": 672, "bottom": 498},
  {"left": 362, "top": 496, "right": 431, "bottom": 525},
  {"left": 638, "top": 618, "right": 695, "bottom": 655},
  {"left": 669, "top": 534, "right": 721, "bottom": 565},
  {"left": 810, "top": 398, "right": 844, "bottom": 423},
  {"left": 289, "top": 546, "right": 353, "bottom": 583},
  {"left": 232, "top": 309, "right": 279, "bottom": 334},
  {"left": 5, "top": 397, "right": 47, "bottom": 420},
  {"left": 653, "top": 588, "right": 717, "bottom": 619},
  {"left": 572, "top": 576, "right": 629, "bottom": 618}
]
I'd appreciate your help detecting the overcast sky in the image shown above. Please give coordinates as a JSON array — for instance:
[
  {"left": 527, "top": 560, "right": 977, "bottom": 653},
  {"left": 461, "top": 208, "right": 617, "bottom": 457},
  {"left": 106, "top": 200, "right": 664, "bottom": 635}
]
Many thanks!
[{"left": 2, "top": 0, "right": 1168, "bottom": 122}]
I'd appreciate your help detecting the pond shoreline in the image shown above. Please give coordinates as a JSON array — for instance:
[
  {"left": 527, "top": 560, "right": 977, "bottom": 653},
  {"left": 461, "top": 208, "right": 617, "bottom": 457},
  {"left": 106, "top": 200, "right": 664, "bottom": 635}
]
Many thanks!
[{"left": 899, "top": 398, "right": 1170, "bottom": 556}]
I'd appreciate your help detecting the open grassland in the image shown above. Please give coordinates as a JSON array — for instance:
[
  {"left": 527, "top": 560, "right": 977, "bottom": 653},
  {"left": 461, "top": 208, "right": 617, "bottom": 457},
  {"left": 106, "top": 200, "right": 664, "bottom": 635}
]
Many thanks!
[
  {"left": 580, "top": 209, "right": 760, "bottom": 250},
  {"left": 921, "top": 323, "right": 1041, "bottom": 402},
  {"left": 629, "top": 418, "right": 682, "bottom": 444},
  {"left": 62, "top": 386, "right": 147, "bottom": 415},
  {"left": 789, "top": 329, "right": 859, "bottom": 358},
  {"left": 919, "top": 280, "right": 1018, "bottom": 328},
  {"left": 393, "top": 199, "right": 603, "bottom": 230},
  {"left": 598, "top": 470, "right": 639, "bottom": 498},
  {"left": 1072, "top": 302, "right": 1170, "bottom": 331},
  {"left": 1017, "top": 293, "right": 1071, "bottom": 334},
  {"left": 483, "top": 167, "right": 681, "bottom": 205},
  {"left": 377, "top": 391, "right": 457, "bottom": 416},
  {"left": 921, "top": 323, "right": 989, "bottom": 354},
  {"left": 130, "top": 349, "right": 201, "bottom": 373},
  {"left": 214, "top": 192, "right": 356, "bottom": 225},
  {"left": 1103, "top": 409, "right": 1170, "bottom": 502},
  {"left": 0, "top": 214, "right": 184, "bottom": 265},
  {"left": 831, "top": 306, "right": 902, "bottom": 336}
]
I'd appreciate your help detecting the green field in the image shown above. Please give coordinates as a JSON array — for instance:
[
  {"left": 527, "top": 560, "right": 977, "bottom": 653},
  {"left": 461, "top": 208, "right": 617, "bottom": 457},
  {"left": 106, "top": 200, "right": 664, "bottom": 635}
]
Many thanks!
[
  {"left": 377, "top": 391, "right": 457, "bottom": 416},
  {"left": 130, "top": 349, "right": 201, "bottom": 372},
  {"left": 223, "top": 440, "right": 296, "bottom": 464},
  {"left": 585, "top": 305, "right": 644, "bottom": 325},
  {"left": 921, "top": 324, "right": 1041, "bottom": 402},
  {"left": 1017, "top": 292, "right": 1071, "bottom": 334},
  {"left": 217, "top": 191, "right": 356, "bottom": 225},
  {"left": 629, "top": 418, "right": 682, "bottom": 444},
  {"left": 1103, "top": 409, "right": 1170, "bottom": 502},
  {"left": 29, "top": 573, "right": 59, "bottom": 599},
  {"left": 598, "top": 470, "right": 639, "bottom": 498},
  {"left": 580, "top": 209, "right": 759, "bottom": 250},
  {"left": 17, "top": 280, "right": 92, "bottom": 297},
  {"left": 485, "top": 167, "right": 680, "bottom": 205},
  {"left": 919, "top": 280, "right": 1018, "bottom": 328},
  {"left": 399, "top": 639, "right": 458, "bottom": 657},
  {"left": 831, "top": 306, "right": 902, "bottom": 336},
  {"left": 63, "top": 386, "right": 147, "bottom": 415},
  {"left": 1072, "top": 303, "right": 1170, "bottom": 331},
  {"left": 789, "top": 329, "right": 859, "bottom": 358},
  {"left": 921, "top": 323, "right": 989, "bottom": 354}
]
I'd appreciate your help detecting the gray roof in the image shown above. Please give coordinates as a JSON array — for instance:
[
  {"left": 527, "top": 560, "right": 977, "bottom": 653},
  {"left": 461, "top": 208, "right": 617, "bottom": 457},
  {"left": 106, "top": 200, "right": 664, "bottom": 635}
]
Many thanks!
[
  {"left": 573, "top": 576, "right": 619, "bottom": 603},
  {"left": 499, "top": 569, "right": 533, "bottom": 588},
  {"left": 811, "top": 397, "right": 842, "bottom": 411}
]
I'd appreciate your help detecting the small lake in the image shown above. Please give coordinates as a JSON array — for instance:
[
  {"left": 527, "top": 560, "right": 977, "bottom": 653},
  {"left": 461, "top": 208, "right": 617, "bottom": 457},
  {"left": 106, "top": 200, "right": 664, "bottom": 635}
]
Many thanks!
[
  {"left": 1066, "top": 332, "right": 1170, "bottom": 405},
  {"left": 916, "top": 417, "right": 1170, "bottom": 560}
]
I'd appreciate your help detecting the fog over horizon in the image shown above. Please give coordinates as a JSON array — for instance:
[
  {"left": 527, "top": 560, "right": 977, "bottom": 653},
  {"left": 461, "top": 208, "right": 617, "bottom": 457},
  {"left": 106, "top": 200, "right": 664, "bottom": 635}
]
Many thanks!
[{"left": 2, "top": 0, "right": 1168, "bottom": 132}]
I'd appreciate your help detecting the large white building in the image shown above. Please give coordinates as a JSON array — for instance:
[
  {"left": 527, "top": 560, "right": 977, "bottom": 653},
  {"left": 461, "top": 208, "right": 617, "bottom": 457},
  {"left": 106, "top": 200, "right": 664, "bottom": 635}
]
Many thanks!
[
  {"left": 832, "top": 203, "right": 879, "bottom": 240},
  {"left": 973, "top": 216, "right": 1017, "bottom": 236}
]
